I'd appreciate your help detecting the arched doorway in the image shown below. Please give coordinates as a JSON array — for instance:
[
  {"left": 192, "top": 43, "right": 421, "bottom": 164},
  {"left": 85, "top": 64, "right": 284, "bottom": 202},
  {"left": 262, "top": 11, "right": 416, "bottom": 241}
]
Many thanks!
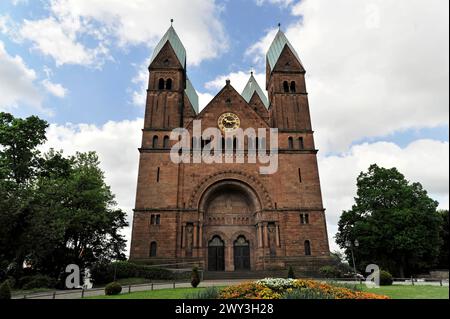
[
  {"left": 234, "top": 236, "right": 250, "bottom": 270},
  {"left": 208, "top": 236, "right": 225, "bottom": 271}
]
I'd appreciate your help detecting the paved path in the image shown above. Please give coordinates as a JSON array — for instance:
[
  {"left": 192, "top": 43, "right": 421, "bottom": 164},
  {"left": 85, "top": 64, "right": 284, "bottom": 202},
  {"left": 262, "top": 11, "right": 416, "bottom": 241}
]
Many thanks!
[{"left": 12, "top": 279, "right": 255, "bottom": 300}]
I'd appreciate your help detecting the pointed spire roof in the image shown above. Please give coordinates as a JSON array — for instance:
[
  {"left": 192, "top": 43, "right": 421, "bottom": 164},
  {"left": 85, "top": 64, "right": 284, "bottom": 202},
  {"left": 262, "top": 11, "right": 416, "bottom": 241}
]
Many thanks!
[
  {"left": 150, "top": 25, "right": 186, "bottom": 68},
  {"left": 241, "top": 73, "right": 269, "bottom": 108},
  {"left": 266, "top": 30, "right": 302, "bottom": 72},
  {"left": 185, "top": 77, "right": 199, "bottom": 114}
]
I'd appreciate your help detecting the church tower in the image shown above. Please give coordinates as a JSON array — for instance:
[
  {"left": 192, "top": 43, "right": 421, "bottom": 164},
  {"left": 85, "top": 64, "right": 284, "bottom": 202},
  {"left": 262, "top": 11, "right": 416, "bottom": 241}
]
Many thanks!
[{"left": 266, "top": 30, "right": 311, "bottom": 131}]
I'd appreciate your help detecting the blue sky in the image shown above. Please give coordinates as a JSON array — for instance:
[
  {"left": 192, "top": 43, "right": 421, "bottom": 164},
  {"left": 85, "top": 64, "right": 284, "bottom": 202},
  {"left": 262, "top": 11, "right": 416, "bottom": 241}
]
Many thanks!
[{"left": 1, "top": 0, "right": 448, "bottom": 251}]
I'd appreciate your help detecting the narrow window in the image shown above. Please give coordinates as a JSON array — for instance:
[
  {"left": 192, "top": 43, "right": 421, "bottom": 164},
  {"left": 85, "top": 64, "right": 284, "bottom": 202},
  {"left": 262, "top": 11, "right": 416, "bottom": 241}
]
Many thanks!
[
  {"left": 156, "top": 215, "right": 161, "bottom": 225},
  {"left": 299, "top": 137, "right": 305, "bottom": 150},
  {"left": 255, "top": 137, "right": 259, "bottom": 151},
  {"left": 152, "top": 136, "right": 159, "bottom": 148},
  {"left": 151, "top": 214, "right": 155, "bottom": 225},
  {"left": 283, "top": 81, "right": 289, "bottom": 93},
  {"left": 300, "top": 213, "right": 309, "bottom": 225},
  {"left": 166, "top": 78, "right": 173, "bottom": 90},
  {"left": 163, "top": 136, "right": 170, "bottom": 149},
  {"left": 298, "top": 168, "right": 302, "bottom": 183},
  {"left": 290, "top": 81, "right": 296, "bottom": 93},
  {"left": 157, "top": 167, "right": 160, "bottom": 183},
  {"left": 150, "top": 242, "right": 157, "bottom": 257},
  {"left": 305, "top": 214, "right": 309, "bottom": 224},
  {"left": 158, "top": 78, "right": 165, "bottom": 90},
  {"left": 304, "top": 240, "right": 311, "bottom": 256},
  {"left": 288, "top": 137, "right": 294, "bottom": 149}
]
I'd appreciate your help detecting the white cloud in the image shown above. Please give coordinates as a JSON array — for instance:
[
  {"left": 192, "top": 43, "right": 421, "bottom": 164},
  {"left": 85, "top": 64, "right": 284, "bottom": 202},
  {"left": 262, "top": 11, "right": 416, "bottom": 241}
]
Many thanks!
[
  {"left": 204, "top": 71, "right": 267, "bottom": 97},
  {"left": 248, "top": 0, "right": 449, "bottom": 153},
  {"left": 19, "top": 17, "right": 109, "bottom": 67},
  {"left": 16, "top": 0, "right": 228, "bottom": 67},
  {"left": 130, "top": 67, "right": 147, "bottom": 107},
  {"left": 41, "top": 118, "right": 144, "bottom": 253},
  {"left": 0, "top": 40, "right": 44, "bottom": 111},
  {"left": 42, "top": 79, "right": 68, "bottom": 98},
  {"left": 198, "top": 92, "right": 215, "bottom": 111},
  {"left": 255, "top": 0, "right": 293, "bottom": 7},
  {"left": 319, "top": 139, "right": 449, "bottom": 251}
]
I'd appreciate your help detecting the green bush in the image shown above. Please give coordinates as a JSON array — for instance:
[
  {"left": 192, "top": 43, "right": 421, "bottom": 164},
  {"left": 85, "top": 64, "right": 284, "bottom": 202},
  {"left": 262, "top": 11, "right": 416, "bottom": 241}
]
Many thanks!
[
  {"left": 191, "top": 267, "right": 200, "bottom": 288},
  {"left": 19, "top": 275, "right": 56, "bottom": 290},
  {"left": 287, "top": 266, "right": 295, "bottom": 279},
  {"left": 105, "top": 282, "right": 122, "bottom": 295},
  {"left": 379, "top": 271, "right": 393, "bottom": 286},
  {"left": 319, "top": 265, "right": 342, "bottom": 278},
  {"left": 186, "top": 287, "right": 219, "bottom": 299},
  {"left": 0, "top": 281, "right": 12, "bottom": 300},
  {"left": 90, "top": 261, "right": 177, "bottom": 285}
]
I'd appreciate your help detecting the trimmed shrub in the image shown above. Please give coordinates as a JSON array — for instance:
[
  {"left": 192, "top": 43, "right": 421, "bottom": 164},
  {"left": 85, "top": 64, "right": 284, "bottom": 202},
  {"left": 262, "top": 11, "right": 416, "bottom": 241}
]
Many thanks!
[
  {"left": 319, "top": 265, "right": 342, "bottom": 278},
  {"left": 379, "top": 271, "right": 393, "bottom": 286},
  {"left": 191, "top": 267, "right": 200, "bottom": 288},
  {"left": 0, "top": 281, "right": 11, "bottom": 300},
  {"left": 19, "top": 275, "right": 56, "bottom": 290},
  {"left": 105, "top": 282, "right": 122, "bottom": 295},
  {"left": 90, "top": 261, "right": 178, "bottom": 285},
  {"left": 287, "top": 266, "right": 295, "bottom": 279},
  {"left": 186, "top": 287, "right": 219, "bottom": 299}
]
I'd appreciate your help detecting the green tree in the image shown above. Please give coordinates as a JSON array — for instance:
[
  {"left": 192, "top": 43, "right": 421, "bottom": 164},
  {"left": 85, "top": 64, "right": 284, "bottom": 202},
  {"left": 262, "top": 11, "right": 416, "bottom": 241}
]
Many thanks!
[
  {"left": 0, "top": 113, "right": 128, "bottom": 281},
  {"left": 436, "top": 210, "right": 449, "bottom": 269},
  {"left": 335, "top": 164, "right": 442, "bottom": 277}
]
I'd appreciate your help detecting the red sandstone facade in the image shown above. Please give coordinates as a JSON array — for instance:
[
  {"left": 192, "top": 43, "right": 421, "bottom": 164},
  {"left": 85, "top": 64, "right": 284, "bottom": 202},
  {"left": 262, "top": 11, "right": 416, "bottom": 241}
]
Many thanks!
[{"left": 130, "top": 26, "right": 331, "bottom": 274}]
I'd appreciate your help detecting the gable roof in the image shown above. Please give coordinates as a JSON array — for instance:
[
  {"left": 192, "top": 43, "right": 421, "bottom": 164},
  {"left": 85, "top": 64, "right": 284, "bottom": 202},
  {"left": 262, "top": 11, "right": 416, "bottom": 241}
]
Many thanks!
[
  {"left": 185, "top": 77, "right": 199, "bottom": 114},
  {"left": 266, "top": 30, "right": 303, "bottom": 72},
  {"left": 150, "top": 26, "right": 186, "bottom": 68},
  {"left": 241, "top": 73, "right": 269, "bottom": 108}
]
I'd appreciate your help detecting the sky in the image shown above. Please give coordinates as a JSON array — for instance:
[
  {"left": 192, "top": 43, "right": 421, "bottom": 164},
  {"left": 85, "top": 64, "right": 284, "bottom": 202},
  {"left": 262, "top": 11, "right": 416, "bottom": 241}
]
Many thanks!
[{"left": 1, "top": 0, "right": 449, "bottom": 253}]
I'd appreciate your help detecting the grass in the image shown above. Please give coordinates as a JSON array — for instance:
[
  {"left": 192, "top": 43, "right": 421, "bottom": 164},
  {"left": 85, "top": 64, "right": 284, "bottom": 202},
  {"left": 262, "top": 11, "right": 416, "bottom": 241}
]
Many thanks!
[
  {"left": 359, "top": 284, "right": 449, "bottom": 299},
  {"left": 86, "top": 287, "right": 210, "bottom": 299},
  {"left": 86, "top": 283, "right": 449, "bottom": 300}
]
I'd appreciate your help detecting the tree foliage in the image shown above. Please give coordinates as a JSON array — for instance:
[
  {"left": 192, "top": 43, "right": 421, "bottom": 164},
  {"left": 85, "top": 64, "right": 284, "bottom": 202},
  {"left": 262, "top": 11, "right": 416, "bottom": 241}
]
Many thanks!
[
  {"left": 336, "top": 164, "right": 442, "bottom": 277},
  {"left": 0, "top": 112, "right": 128, "bottom": 281}
]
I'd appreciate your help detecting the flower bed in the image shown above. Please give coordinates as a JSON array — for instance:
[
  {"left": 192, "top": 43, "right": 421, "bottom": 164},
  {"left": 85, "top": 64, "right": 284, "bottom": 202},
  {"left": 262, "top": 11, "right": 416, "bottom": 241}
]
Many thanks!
[{"left": 218, "top": 278, "right": 389, "bottom": 300}]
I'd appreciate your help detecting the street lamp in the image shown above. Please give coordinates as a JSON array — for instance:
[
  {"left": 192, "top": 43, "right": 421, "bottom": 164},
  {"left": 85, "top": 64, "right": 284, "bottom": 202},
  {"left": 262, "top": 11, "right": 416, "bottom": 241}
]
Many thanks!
[{"left": 347, "top": 239, "right": 359, "bottom": 278}]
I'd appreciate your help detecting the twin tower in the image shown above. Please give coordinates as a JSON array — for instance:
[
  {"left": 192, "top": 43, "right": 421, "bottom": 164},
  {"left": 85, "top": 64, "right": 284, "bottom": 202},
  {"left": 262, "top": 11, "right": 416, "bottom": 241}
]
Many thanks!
[{"left": 130, "top": 24, "right": 331, "bottom": 275}]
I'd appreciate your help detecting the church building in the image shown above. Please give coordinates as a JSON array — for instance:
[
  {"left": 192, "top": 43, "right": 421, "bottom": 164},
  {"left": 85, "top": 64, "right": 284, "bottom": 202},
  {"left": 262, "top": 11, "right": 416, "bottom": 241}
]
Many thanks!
[{"left": 129, "top": 24, "right": 331, "bottom": 274}]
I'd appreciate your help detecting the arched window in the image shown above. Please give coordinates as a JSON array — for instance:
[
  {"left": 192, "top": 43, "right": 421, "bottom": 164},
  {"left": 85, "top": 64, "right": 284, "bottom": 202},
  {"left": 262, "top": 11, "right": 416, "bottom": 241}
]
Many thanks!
[
  {"left": 288, "top": 137, "right": 294, "bottom": 149},
  {"left": 166, "top": 78, "right": 173, "bottom": 90},
  {"left": 299, "top": 137, "right": 304, "bottom": 150},
  {"left": 304, "top": 240, "right": 311, "bottom": 256},
  {"left": 290, "top": 81, "right": 296, "bottom": 93},
  {"left": 283, "top": 81, "right": 289, "bottom": 93},
  {"left": 158, "top": 78, "right": 165, "bottom": 90},
  {"left": 156, "top": 167, "right": 160, "bottom": 183},
  {"left": 163, "top": 136, "right": 170, "bottom": 149},
  {"left": 150, "top": 242, "right": 157, "bottom": 257},
  {"left": 152, "top": 135, "right": 159, "bottom": 148},
  {"left": 255, "top": 137, "right": 259, "bottom": 151}
]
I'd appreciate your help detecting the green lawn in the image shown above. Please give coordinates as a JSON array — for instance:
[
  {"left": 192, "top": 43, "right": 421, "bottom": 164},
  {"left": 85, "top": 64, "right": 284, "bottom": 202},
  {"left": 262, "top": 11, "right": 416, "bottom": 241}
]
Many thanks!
[
  {"left": 360, "top": 284, "right": 449, "bottom": 299},
  {"left": 86, "top": 284, "right": 449, "bottom": 300},
  {"left": 86, "top": 287, "right": 209, "bottom": 299}
]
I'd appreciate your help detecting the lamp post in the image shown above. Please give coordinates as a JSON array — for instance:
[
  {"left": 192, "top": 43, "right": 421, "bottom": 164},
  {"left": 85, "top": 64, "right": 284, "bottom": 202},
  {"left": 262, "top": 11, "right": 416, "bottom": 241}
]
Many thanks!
[{"left": 347, "top": 239, "right": 359, "bottom": 278}]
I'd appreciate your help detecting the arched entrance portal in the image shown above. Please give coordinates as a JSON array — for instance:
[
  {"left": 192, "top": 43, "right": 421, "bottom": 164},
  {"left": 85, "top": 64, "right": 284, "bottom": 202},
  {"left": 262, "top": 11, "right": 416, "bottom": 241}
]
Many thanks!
[
  {"left": 200, "top": 179, "right": 260, "bottom": 272},
  {"left": 208, "top": 236, "right": 225, "bottom": 271},
  {"left": 234, "top": 236, "right": 250, "bottom": 270}
]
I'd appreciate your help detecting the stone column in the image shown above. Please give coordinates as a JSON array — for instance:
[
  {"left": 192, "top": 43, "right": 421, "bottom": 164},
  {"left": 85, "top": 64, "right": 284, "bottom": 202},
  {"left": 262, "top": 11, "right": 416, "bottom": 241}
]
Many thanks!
[
  {"left": 198, "top": 223, "right": 203, "bottom": 248},
  {"left": 193, "top": 223, "right": 198, "bottom": 248},
  {"left": 275, "top": 223, "right": 280, "bottom": 247},
  {"left": 181, "top": 225, "right": 186, "bottom": 248},
  {"left": 263, "top": 223, "right": 269, "bottom": 248},
  {"left": 258, "top": 224, "right": 263, "bottom": 247}
]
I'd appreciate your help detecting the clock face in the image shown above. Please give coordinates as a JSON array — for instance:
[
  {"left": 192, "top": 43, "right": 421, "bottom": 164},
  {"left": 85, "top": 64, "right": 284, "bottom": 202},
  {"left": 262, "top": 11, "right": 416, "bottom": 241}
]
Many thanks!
[{"left": 218, "top": 113, "right": 240, "bottom": 132}]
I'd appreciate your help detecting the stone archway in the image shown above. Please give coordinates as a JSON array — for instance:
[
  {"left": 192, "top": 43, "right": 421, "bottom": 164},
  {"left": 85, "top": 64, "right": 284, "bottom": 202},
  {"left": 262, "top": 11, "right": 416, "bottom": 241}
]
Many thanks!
[{"left": 200, "top": 180, "right": 260, "bottom": 271}]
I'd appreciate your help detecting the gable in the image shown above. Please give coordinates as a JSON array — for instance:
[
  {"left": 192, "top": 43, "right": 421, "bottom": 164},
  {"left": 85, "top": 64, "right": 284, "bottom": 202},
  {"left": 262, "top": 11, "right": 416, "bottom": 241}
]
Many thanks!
[
  {"left": 186, "top": 84, "right": 270, "bottom": 132},
  {"left": 273, "top": 45, "right": 305, "bottom": 73},
  {"left": 149, "top": 41, "right": 183, "bottom": 70}
]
